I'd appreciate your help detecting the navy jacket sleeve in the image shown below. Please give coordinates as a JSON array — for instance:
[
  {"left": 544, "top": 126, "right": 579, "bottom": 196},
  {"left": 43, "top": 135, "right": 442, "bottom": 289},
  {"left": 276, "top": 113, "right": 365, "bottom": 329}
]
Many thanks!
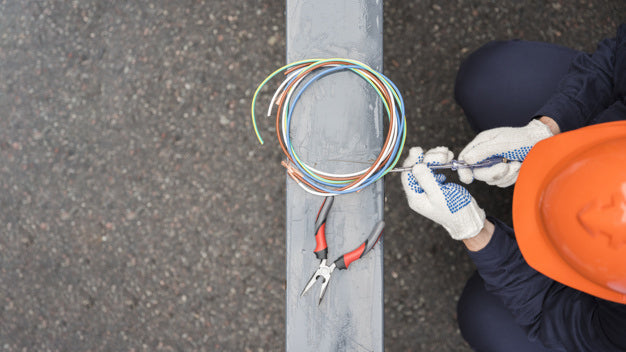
[
  {"left": 535, "top": 25, "right": 624, "bottom": 132},
  {"left": 467, "top": 217, "right": 626, "bottom": 352}
]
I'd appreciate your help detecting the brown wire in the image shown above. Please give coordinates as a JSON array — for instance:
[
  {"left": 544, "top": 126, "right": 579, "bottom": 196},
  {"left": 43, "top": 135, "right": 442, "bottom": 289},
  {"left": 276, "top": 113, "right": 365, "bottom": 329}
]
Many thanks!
[{"left": 275, "top": 61, "right": 397, "bottom": 192}]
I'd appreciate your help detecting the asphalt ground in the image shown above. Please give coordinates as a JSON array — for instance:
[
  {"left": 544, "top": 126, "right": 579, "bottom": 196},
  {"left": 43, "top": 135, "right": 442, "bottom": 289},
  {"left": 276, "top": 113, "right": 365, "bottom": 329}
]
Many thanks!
[{"left": 0, "top": 1, "right": 623, "bottom": 351}]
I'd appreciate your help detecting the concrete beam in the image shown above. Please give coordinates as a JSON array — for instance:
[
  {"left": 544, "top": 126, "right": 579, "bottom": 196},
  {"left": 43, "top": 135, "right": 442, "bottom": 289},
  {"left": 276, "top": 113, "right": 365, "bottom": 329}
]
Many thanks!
[{"left": 285, "top": 1, "right": 384, "bottom": 351}]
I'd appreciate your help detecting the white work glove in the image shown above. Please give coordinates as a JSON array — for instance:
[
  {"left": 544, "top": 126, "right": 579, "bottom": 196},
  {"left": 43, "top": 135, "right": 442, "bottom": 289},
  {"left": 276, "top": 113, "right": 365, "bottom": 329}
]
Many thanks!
[
  {"left": 458, "top": 119, "right": 553, "bottom": 187},
  {"left": 401, "top": 147, "right": 486, "bottom": 240}
]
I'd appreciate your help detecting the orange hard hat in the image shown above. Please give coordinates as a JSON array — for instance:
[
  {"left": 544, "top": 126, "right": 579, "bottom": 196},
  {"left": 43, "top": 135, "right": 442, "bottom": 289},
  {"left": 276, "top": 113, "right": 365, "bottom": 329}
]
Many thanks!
[{"left": 513, "top": 120, "right": 626, "bottom": 304}]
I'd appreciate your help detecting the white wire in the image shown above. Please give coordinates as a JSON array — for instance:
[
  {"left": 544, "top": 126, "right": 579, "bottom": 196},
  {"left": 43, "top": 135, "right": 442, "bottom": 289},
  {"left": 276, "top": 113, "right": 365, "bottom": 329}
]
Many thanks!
[
  {"left": 279, "top": 67, "right": 399, "bottom": 182},
  {"left": 267, "top": 68, "right": 303, "bottom": 117},
  {"left": 268, "top": 61, "right": 403, "bottom": 195}
]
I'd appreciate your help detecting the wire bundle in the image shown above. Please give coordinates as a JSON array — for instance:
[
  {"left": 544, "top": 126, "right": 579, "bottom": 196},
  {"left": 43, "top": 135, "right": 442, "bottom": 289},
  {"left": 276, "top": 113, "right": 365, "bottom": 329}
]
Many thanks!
[{"left": 251, "top": 58, "right": 406, "bottom": 196}]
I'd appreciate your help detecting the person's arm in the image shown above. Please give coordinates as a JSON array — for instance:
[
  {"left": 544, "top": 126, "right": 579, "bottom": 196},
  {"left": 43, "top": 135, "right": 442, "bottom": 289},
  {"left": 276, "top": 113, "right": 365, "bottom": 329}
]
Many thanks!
[
  {"left": 466, "top": 218, "right": 626, "bottom": 351},
  {"left": 457, "top": 26, "right": 623, "bottom": 188},
  {"left": 535, "top": 25, "right": 623, "bottom": 132},
  {"left": 401, "top": 146, "right": 626, "bottom": 350},
  {"left": 538, "top": 115, "right": 560, "bottom": 135}
]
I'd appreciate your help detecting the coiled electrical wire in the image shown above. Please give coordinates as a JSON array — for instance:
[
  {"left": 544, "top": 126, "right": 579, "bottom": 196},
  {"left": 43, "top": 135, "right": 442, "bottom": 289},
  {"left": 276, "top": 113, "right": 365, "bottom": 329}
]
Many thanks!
[{"left": 251, "top": 58, "right": 406, "bottom": 196}]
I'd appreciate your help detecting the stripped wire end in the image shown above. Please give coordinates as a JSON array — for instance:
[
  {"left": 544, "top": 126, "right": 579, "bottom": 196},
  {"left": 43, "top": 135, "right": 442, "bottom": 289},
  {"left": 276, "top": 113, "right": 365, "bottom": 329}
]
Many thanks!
[
  {"left": 267, "top": 91, "right": 286, "bottom": 118},
  {"left": 276, "top": 89, "right": 289, "bottom": 107},
  {"left": 281, "top": 160, "right": 303, "bottom": 178}
]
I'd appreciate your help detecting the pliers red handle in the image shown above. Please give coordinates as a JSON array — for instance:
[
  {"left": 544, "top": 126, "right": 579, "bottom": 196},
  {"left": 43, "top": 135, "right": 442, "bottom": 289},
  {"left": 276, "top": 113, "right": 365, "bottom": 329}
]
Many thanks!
[
  {"left": 312, "top": 195, "right": 333, "bottom": 261},
  {"left": 301, "top": 196, "right": 385, "bottom": 304}
]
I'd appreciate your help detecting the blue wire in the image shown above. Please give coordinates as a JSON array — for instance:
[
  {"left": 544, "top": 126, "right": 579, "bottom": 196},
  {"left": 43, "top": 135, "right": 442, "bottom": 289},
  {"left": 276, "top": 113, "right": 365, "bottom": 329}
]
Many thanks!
[
  {"left": 283, "top": 63, "right": 406, "bottom": 193},
  {"left": 286, "top": 64, "right": 405, "bottom": 192}
]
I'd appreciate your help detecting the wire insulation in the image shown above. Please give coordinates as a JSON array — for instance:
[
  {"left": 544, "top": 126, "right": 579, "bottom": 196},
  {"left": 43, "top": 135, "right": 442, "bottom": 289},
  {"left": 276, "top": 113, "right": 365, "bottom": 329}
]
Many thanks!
[{"left": 251, "top": 58, "right": 407, "bottom": 195}]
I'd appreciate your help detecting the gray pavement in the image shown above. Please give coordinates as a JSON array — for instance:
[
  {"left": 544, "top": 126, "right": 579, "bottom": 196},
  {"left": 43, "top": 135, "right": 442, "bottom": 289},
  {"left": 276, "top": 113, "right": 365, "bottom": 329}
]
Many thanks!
[{"left": 0, "top": 1, "right": 623, "bottom": 351}]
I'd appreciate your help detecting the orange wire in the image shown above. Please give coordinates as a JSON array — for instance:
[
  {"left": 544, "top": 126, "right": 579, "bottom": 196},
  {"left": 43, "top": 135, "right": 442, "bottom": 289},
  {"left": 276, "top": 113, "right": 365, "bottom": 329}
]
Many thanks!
[{"left": 275, "top": 61, "right": 397, "bottom": 191}]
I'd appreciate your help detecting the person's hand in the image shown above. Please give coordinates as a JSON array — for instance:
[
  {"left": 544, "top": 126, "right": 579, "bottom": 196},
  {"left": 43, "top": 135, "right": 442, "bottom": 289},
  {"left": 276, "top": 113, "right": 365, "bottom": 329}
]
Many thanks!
[
  {"left": 457, "top": 119, "right": 553, "bottom": 187},
  {"left": 401, "top": 146, "right": 486, "bottom": 240}
]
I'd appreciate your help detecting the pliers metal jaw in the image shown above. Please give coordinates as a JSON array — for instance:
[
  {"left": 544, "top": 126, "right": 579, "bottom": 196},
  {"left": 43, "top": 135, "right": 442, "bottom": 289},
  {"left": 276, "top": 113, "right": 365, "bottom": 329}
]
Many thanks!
[
  {"left": 300, "top": 259, "right": 336, "bottom": 305},
  {"left": 300, "top": 196, "right": 385, "bottom": 305}
]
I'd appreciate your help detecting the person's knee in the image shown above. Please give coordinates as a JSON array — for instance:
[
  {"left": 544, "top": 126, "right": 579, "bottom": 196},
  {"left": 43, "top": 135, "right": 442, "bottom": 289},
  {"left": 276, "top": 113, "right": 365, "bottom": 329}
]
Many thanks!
[
  {"left": 454, "top": 40, "right": 513, "bottom": 109},
  {"left": 455, "top": 40, "right": 525, "bottom": 131},
  {"left": 457, "top": 273, "right": 487, "bottom": 339},
  {"left": 457, "top": 272, "right": 502, "bottom": 349}
]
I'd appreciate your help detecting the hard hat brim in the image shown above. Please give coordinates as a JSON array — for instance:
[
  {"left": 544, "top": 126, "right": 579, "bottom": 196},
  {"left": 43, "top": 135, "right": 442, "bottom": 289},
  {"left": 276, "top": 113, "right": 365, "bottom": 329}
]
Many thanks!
[{"left": 513, "top": 120, "right": 626, "bottom": 304}]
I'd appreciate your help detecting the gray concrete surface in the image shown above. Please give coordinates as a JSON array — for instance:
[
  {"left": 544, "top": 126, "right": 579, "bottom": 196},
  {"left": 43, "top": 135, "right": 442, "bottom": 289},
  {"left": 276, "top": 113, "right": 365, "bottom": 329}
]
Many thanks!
[{"left": 0, "top": 0, "right": 623, "bottom": 351}]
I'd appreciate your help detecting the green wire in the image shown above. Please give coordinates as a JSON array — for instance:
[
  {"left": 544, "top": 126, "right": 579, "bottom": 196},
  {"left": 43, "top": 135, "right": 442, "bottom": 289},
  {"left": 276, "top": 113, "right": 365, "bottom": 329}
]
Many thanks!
[
  {"left": 250, "top": 58, "right": 406, "bottom": 188},
  {"left": 283, "top": 62, "right": 395, "bottom": 184},
  {"left": 250, "top": 58, "right": 318, "bottom": 145}
]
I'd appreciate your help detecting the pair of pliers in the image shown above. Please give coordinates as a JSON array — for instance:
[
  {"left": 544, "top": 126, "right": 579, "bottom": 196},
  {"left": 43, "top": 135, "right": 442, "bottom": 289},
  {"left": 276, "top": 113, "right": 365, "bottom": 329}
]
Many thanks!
[{"left": 300, "top": 196, "right": 385, "bottom": 304}]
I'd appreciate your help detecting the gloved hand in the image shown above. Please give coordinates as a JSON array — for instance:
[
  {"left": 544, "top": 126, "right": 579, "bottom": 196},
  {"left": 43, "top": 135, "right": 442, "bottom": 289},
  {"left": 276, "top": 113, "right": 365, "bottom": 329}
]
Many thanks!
[
  {"left": 458, "top": 119, "right": 553, "bottom": 187},
  {"left": 401, "top": 146, "right": 486, "bottom": 240}
]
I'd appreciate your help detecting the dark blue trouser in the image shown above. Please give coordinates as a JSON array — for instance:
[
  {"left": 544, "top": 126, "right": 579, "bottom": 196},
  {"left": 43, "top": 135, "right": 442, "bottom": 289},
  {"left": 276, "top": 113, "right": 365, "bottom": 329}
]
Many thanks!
[
  {"left": 454, "top": 40, "right": 580, "bottom": 352},
  {"left": 457, "top": 273, "right": 554, "bottom": 352},
  {"left": 455, "top": 39, "right": 579, "bottom": 132}
]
